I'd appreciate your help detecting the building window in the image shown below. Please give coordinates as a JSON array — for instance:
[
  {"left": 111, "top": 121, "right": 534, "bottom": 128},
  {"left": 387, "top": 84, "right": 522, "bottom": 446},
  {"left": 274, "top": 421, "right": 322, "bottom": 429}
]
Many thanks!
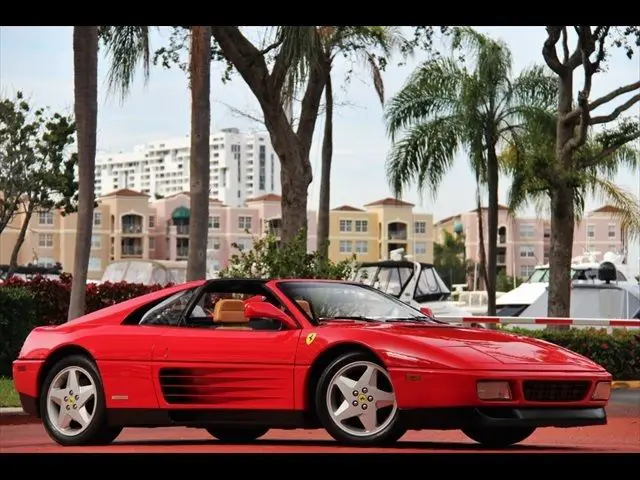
[
  {"left": 209, "top": 216, "right": 220, "bottom": 229},
  {"left": 149, "top": 216, "right": 155, "bottom": 228},
  {"left": 339, "top": 240, "right": 352, "bottom": 253},
  {"left": 207, "top": 237, "right": 220, "bottom": 250},
  {"left": 355, "top": 220, "right": 368, "bottom": 233},
  {"left": 519, "top": 265, "right": 536, "bottom": 279},
  {"left": 519, "top": 224, "right": 534, "bottom": 238},
  {"left": 149, "top": 237, "right": 155, "bottom": 250},
  {"left": 38, "top": 233, "right": 53, "bottom": 248},
  {"left": 608, "top": 224, "right": 616, "bottom": 238},
  {"left": 88, "top": 257, "right": 102, "bottom": 272},
  {"left": 259, "top": 145, "right": 266, "bottom": 190},
  {"left": 39, "top": 211, "right": 54, "bottom": 225},
  {"left": 93, "top": 212, "right": 102, "bottom": 227},
  {"left": 91, "top": 235, "right": 101, "bottom": 249},
  {"left": 414, "top": 221, "right": 426, "bottom": 234},
  {"left": 519, "top": 245, "right": 535, "bottom": 258},
  {"left": 238, "top": 216, "right": 252, "bottom": 231},
  {"left": 587, "top": 225, "right": 595, "bottom": 238},
  {"left": 235, "top": 237, "right": 252, "bottom": 251},
  {"left": 414, "top": 242, "right": 427, "bottom": 254},
  {"left": 355, "top": 240, "right": 368, "bottom": 253},
  {"left": 339, "top": 219, "right": 353, "bottom": 232}
]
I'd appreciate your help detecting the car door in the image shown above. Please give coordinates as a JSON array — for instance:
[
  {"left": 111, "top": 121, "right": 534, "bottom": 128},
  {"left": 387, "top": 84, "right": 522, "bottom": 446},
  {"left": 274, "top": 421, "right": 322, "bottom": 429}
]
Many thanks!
[{"left": 150, "top": 287, "right": 302, "bottom": 411}]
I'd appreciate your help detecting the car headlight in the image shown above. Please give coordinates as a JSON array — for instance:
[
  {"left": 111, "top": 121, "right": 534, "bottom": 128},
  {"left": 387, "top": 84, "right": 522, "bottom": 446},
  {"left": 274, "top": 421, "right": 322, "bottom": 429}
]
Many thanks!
[
  {"left": 477, "top": 381, "right": 512, "bottom": 400},
  {"left": 591, "top": 381, "right": 612, "bottom": 401}
]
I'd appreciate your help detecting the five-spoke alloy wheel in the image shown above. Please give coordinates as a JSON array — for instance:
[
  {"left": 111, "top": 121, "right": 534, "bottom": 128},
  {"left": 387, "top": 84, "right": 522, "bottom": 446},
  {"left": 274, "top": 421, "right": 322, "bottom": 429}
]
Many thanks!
[
  {"left": 316, "top": 352, "right": 406, "bottom": 446},
  {"left": 40, "top": 355, "right": 122, "bottom": 446}
]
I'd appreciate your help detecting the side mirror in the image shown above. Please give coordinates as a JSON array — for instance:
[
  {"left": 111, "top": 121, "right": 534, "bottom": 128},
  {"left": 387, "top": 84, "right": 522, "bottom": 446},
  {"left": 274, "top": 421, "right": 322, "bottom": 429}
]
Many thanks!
[{"left": 243, "top": 301, "right": 298, "bottom": 330}]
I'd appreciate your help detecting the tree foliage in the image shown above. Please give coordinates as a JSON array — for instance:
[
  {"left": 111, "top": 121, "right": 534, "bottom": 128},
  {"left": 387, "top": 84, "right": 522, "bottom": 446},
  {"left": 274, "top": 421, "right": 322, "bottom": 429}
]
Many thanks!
[
  {"left": 0, "top": 91, "right": 78, "bottom": 238},
  {"left": 432, "top": 230, "right": 474, "bottom": 288},
  {"left": 218, "top": 231, "right": 356, "bottom": 280}
]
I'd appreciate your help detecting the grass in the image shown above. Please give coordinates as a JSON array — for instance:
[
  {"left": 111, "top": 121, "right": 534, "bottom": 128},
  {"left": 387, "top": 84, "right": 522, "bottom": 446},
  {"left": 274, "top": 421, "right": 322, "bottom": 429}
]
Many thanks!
[{"left": 0, "top": 377, "right": 20, "bottom": 408}]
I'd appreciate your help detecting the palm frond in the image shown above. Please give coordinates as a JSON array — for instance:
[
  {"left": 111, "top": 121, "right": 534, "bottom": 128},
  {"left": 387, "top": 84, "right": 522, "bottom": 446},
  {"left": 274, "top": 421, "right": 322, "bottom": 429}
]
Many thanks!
[
  {"left": 385, "top": 115, "right": 462, "bottom": 199},
  {"left": 100, "top": 26, "right": 153, "bottom": 102},
  {"left": 384, "top": 57, "right": 463, "bottom": 140},
  {"left": 583, "top": 175, "right": 640, "bottom": 241}
]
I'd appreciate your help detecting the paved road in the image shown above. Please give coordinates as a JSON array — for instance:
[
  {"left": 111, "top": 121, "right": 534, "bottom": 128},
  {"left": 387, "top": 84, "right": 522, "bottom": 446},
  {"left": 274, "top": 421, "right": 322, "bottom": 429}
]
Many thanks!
[{"left": 2, "top": 391, "right": 638, "bottom": 453}]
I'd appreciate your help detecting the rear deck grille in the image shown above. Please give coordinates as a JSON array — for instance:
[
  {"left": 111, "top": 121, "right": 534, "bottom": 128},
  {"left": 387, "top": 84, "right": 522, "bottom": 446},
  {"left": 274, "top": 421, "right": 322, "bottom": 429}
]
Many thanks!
[{"left": 522, "top": 380, "right": 590, "bottom": 402}]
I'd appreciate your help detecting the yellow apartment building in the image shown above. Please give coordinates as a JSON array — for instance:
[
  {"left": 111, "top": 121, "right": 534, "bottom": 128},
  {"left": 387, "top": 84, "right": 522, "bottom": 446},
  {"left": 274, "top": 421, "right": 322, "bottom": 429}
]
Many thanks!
[
  {"left": 327, "top": 197, "right": 434, "bottom": 264},
  {"left": 0, "top": 189, "right": 156, "bottom": 281}
]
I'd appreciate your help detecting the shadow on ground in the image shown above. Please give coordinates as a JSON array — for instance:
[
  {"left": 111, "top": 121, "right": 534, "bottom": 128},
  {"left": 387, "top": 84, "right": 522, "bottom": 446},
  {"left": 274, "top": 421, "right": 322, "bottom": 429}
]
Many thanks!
[{"left": 110, "top": 437, "right": 578, "bottom": 451}]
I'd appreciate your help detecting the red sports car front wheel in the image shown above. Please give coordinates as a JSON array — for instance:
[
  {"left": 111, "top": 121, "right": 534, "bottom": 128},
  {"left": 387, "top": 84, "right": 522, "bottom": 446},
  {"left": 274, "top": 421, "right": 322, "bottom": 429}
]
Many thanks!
[
  {"left": 40, "top": 354, "right": 122, "bottom": 446},
  {"left": 315, "top": 351, "right": 407, "bottom": 446}
]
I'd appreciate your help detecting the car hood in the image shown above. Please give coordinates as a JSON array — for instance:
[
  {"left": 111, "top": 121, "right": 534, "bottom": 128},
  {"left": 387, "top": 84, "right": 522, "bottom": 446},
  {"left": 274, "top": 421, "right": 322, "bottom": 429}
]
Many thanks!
[
  {"left": 389, "top": 323, "right": 602, "bottom": 369},
  {"left": 321, "top": 321, "right": 603, "bottom": 371}
]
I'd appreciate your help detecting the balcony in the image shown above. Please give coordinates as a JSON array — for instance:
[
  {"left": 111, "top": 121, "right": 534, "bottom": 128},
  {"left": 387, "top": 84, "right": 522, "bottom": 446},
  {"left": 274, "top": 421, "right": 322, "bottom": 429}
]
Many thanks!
[
  {"left": 121, "top": 214, "right": 143, "bottom": 234},
  {"left": 176, "top": 224, "right": 189, "bottom": 235},
  {"left": 387, "top": 222, "right": 408, "bottom": 241},
  {"left": 121, "top": 238, "right": 143, "bottom": 257}
]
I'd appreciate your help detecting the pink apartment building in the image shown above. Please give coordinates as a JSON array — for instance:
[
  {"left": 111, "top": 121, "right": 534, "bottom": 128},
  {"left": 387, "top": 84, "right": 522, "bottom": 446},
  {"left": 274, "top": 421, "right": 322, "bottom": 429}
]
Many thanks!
[
  {"left": 433, "top": 204, "right": 628, "bottom": 280},
  {"left": 150, "top": 192, "right": 317, "bottom": 272}
]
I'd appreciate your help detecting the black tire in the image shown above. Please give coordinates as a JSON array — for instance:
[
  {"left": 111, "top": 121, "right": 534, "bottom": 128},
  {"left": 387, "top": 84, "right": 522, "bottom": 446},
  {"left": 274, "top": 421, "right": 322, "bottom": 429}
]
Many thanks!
[
  {"left": 205, "top": 427, "right": 269, "bottom": 443},
  {"left": 315, "top": 351, "right": 407, "bottom": 446},
  {"left": 462, "top": 427, "right": 536, "bottom": 448},
  {"left": 39, "top": 354, "right": 120, "bottom": 446}
]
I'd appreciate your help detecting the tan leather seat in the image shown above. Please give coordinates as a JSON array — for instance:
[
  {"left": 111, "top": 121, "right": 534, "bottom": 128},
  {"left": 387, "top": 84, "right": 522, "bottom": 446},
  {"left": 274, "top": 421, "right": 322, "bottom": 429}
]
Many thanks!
[
  {"left": 296, "top": 300, "right": 312, "bottom": 317},
  {"left": 212, "top": 299, "right": 251, "bottom": 329}
]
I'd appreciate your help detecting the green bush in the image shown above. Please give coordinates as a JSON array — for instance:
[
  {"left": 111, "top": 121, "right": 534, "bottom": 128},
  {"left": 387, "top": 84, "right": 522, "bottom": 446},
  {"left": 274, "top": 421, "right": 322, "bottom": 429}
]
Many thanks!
[
  {"left": 219, "top": 230, "right": 356, "bottom": 280},
  {"left": 507, "top": 326, "right": 640, "bottom": 380},
  {"left": 0, "top": 287, "right": 38, "bottom": 377}
]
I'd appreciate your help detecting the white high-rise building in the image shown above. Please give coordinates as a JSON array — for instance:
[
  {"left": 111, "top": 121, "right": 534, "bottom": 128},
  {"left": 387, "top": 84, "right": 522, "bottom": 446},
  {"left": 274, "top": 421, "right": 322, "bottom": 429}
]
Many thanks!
[{"left": 94, "top": 128, "right": 281, "bottom": 206}]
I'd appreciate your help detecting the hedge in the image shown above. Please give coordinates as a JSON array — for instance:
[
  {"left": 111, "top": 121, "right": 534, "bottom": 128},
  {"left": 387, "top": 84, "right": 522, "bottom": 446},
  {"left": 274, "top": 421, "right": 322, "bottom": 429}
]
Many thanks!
[
  {"left": 0, "top": 287, "right": 38, "bottom": 377},
  {"left": 0, "top": 275, "right": 638, "bottom": 381}
]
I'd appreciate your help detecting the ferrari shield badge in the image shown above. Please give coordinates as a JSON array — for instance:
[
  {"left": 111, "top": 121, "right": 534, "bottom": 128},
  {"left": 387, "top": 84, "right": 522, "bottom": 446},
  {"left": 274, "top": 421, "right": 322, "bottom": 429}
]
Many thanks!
[{"left": 305, "top": 333, "right": 317, "bottom": 346}]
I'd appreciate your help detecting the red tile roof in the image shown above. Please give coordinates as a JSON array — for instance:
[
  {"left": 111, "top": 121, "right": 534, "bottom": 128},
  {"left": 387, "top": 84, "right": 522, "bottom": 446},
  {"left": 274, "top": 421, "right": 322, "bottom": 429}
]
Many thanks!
[{"left": 364, "top": 197, "right": 415, "bottom": 207}]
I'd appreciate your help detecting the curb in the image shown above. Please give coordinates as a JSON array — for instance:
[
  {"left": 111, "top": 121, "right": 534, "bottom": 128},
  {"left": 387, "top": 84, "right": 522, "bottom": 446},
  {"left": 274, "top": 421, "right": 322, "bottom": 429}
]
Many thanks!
[{"left": 612, "top": 380, "right": 640, "bottom": 390}]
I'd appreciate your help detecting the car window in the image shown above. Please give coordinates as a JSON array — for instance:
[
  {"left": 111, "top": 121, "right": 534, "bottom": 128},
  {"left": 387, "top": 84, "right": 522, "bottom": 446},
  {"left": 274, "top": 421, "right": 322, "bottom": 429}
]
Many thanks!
[{"left": 139, "top": 289, "right": 197, "bottom": 326}]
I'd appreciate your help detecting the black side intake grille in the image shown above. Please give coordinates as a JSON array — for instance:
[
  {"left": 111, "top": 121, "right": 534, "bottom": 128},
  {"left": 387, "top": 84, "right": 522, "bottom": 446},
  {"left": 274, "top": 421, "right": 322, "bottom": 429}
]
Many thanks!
[{"left": 522, "top": 380, "right": 590, "bottom": 402}]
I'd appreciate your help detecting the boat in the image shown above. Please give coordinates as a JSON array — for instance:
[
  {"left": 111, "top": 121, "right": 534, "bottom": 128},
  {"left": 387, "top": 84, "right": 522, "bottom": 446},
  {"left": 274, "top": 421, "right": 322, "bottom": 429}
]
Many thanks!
[{"left": 349, "top": 249, "right": 474, "bottom": 320}]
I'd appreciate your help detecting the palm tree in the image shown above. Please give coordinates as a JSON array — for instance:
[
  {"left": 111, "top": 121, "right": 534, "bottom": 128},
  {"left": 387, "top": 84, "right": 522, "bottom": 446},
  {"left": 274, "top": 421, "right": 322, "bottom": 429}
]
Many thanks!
[
  {"left": 68, "top": 26, "right": 99, "bottom": 321},
  {"left": 500, "top": 110, "right": 640, "bottom": 273},
  {"left": 68, "top": 26, "right": 153, "bottom": 320},
  {"left": 383, "top": 27, "right": 557, "bottom": 316},
  {"left": 186, "top": 26, "right": 211, "bottom": 281},
  {"left": 315, "top": 26, "right": 404, "bottom": 261}
]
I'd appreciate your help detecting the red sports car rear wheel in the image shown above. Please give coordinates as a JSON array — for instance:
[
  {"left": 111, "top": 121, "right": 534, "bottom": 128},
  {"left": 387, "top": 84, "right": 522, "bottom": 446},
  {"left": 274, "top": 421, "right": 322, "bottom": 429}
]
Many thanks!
[
  {"left": 315, "top": 351, "right": 407, "bottom": 446},
  {"left": 40, "top": 355, "right": 122, "bottom": 446}
]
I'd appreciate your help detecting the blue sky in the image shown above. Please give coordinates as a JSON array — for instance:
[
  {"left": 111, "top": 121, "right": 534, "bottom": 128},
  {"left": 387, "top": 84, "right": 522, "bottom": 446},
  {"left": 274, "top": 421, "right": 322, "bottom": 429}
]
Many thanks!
[{"left": 1, "top": 26, "right": 639, "bottom": 267}]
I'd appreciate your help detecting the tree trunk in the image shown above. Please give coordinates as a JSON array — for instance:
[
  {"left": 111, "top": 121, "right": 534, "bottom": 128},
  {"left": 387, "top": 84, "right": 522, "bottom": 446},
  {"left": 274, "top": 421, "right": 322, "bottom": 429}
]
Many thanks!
[
  {"left": 475, "top": 183, "right": 489, "bottom": 291},
  {"left": 316, "top": 73, "right": 333, "bottom": 259},
  {"left": 485, "top": 147, "right": 499, "bottom": 317},
  {"left": 186, "top": 26, "right": 211, "bottom": 282},
  {"left": 68, "top": 26, "right": 98, "bottom": 321},
  {"left": 547, "top": 73, "right": 575, "bottom": 320},
  {"left": 7, "top": 204, "right": 34, "bottom": 278}
]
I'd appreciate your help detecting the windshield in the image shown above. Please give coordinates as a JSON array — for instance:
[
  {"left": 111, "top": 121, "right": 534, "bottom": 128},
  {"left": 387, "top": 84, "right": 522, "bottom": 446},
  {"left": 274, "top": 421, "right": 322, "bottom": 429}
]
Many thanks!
[
  {"left": 277, "top": 281, "right": 441, "bottom": 324},
  {"left": 527, "top": 267, "right": 626, "bottom": 283}
]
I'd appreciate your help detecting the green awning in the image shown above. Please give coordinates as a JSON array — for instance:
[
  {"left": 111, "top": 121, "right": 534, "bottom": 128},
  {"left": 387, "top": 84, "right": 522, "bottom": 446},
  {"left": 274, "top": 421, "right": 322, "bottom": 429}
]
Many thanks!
[{"left": 172, "top": 206, "right": 190, "bottom": 220}]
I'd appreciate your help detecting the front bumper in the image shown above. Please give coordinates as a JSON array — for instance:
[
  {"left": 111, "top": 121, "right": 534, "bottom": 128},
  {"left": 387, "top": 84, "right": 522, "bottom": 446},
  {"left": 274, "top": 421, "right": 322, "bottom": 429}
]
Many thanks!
[{"left": 400, "top": 406, "right": 606, "bottom": 430}]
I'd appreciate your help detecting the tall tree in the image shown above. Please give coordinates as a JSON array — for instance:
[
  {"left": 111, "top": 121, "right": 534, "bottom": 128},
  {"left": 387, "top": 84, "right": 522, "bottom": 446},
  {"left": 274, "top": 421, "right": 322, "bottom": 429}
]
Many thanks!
[
  {"left": 68, "top": 26, "right": 98, "bottom": 321},
  {"left": 315, "top": 26, "right": 404, "bottom": 260},
  {"left": 0, "top": 94, "right": 77, "bottom": 275},
  {"left": 541, "top": 26, "right": 640, "bottom": 318},
  {"left": 186, "top": 26, "right": 212, "bottom": 281},
  {"left": 500, "top": 110, "right": 640, "bottom": 268},
  {"left": 384, "top": 27, "right": 557, "bottom": 315}
]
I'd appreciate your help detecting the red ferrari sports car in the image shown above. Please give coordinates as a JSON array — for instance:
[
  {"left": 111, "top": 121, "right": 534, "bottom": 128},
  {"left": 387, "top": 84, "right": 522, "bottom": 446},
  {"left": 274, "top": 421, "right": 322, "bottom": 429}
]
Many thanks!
[{"left": 12, "top": 278, "right": 612, "bottom": 448}]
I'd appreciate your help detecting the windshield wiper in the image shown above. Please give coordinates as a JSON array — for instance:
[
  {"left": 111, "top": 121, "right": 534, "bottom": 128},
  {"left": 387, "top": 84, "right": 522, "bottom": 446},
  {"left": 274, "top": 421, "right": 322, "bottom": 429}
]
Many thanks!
[
  {"left": 320, "top": 316, "right": 378, "bottom": 323},
  {"left": 385, "top": 317, "right": 430, "bottom": 323}
]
